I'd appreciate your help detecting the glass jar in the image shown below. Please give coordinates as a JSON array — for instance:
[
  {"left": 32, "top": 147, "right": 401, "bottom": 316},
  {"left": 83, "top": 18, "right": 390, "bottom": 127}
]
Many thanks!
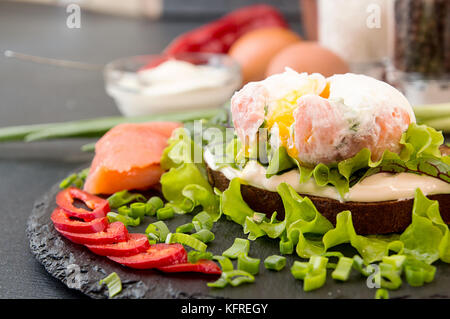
[{"left": 387, "top": 0, "right": 450, "bottom": 105}]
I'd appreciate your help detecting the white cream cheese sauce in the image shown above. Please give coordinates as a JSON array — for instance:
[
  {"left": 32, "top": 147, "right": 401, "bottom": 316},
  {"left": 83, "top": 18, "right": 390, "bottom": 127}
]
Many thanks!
[{"left": 204, "top": 150, "right": 450, "bottom": 202}]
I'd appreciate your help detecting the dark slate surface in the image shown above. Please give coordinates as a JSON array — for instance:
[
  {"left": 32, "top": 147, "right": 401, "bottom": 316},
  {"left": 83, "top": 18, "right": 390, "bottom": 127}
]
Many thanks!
[
  {"left": 26, "top": 175, "right": 450, "bottom": 299},
  {"left": 1, "top": 2, "right": 449, "bottom": 299}
]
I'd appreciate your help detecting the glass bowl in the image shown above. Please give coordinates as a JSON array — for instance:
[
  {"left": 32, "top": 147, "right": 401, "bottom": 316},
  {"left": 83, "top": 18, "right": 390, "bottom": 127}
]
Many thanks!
[{"left": 104, "top": 53, "right": 242, "bottom": 117}]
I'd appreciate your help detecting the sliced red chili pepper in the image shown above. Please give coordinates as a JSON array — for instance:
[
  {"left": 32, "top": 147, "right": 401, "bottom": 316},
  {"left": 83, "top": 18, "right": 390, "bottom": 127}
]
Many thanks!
[
  {"left": 158, "top": 259, "right": 222, "bottom": 275},
  {"left": 55, "top": 221, "right": 128, "bottom": 245},
  {"left": 51, "top": 208, "right": 108, "bottom": 234},
  {"left": 85, "top": 233, "right": 150, "bottom": 257},
  {"left": 164, "top": 4, "right": 288, "bottom": 55},
  {"left": 56, "top": 187, "right": 109, "bottom": 221},
  {"left": 108, "top": 243, "right": 187, "bottom": 269}
]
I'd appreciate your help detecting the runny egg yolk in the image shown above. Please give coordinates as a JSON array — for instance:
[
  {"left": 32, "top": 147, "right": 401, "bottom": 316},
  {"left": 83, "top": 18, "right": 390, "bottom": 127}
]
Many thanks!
[{"left": 266, "top": 79, "right": 329, "bottom": 159}]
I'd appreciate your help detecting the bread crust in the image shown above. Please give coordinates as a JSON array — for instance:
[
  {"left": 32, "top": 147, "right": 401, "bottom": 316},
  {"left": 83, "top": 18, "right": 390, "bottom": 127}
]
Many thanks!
[{"left": 207, "top": 165, "right": 450, "bottom": 235}]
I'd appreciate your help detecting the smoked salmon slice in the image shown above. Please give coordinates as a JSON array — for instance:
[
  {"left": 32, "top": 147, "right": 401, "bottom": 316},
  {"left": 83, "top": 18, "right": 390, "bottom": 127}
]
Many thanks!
[{"left": 84, "top": 122, "right": 181, "bottom": 195}]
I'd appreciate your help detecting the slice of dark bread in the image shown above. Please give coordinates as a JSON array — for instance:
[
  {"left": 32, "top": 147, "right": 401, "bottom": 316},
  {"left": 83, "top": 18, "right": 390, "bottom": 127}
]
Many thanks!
[{"left": 207, "top": 147, "right": 450, "bottom": 235}]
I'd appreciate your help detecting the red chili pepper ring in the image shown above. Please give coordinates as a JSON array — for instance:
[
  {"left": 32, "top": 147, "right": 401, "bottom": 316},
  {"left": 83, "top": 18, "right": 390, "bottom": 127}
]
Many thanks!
[{"left": 56, "top": 187, "right": 109, "bottom": 221}]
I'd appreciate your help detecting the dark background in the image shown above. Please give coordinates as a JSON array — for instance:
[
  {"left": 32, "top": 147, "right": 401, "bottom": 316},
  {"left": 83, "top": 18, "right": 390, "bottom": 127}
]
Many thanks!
[{"left": 0, "top": 1, "right": 303, "bottom": 298}]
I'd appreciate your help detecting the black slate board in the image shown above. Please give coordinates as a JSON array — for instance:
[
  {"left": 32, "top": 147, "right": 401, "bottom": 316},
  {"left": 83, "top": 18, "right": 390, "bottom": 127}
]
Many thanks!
[{"left": 27, "top": 180, "right": 450, "bottom": 299}]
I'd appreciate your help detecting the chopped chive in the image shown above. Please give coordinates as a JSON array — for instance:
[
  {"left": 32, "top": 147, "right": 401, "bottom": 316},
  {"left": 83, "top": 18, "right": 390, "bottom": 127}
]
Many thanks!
[
  {"left": 157, "top": 206, "right": 175, "bottom": 220},
  {"left": 237, "top": 252, "right": 260, "bottom": 275},
  {"left": 191, "top": 229, "right": 215, "bottom": 243},
  {"left": 264, "top": 255, "right": 286, "bottom": 271},
  {"left": 223, "top": 238, "right": 250, "bottom": 259},
  {"left": 99, "top": 272, "right": 122, "bottom": 298},
  {"left": 176, "top": 223, "right": 195, "bottom": 234}
]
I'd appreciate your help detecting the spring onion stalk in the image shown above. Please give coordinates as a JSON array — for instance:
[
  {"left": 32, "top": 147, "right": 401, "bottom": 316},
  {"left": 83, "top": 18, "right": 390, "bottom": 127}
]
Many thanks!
[
  {"left": 99, "top": 272, "right": 122, "bottom": 298},
  {"left": 222, "top": 238, "right": 250, "bottom": 259},
  {"left": 331, "top": 257, "right": 353, "bottom": 281},
  {"left": 117, "top": 206, "right": 131, "bottom": 216},
  {"left": 188, "top": 251, "right": 213, "bottom": 263},
  {"left": 0, "top": 108, "right": 223, "bottom": 142},
  {"left": 129, "top": 202, "right": 147, "bottom": 219},
  {"left": 192, "top": 211, "right": 214, "bottom": 231},
  {"left": 213, "top": 256, "right": 234, "bottom": 272},
  {"left": 107, "top": 212, "right": 140, "bottom": 227},
  {"left": 156, "top": 206, "right": 175, "bottom": 220},
  {"left": 264, "top": 255, "right": 286, "bottom": 271},
  {"left": 176, "top": 223, "right": 195, "bottom": 234},
  {"left": 107, "top": 190, "right": 146, "bottom": 209},
  {"left": 192, "top": 229, "right": 215, "bottom": 243},
  {"left": 145, "top": 221, "right": 170, "bottom": 242},
  {"left": 375, "top": 288, "right": 389, "bottom": 299},
  {"left": 413, "top": 103, "right": 450, "bottom": 120},
  {"left": 237, "top": 252, "right": 260, "bottom": 275},
  {"left": 146, "top": 196, "right": 164, "bottom": 216},
  {"left": 81, "top": 142, "right": 96, "bottom": 152},
  {"left": 165, "top": 233, "right": 207, "bottom": 252}
]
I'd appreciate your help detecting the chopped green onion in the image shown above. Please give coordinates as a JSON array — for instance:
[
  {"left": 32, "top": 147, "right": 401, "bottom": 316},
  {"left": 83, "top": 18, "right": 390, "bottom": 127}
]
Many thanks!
[
  {"left": 129, "top": 202, "right": 147, "bottom": 219},
  {"left": 165, "top": 232, "right": 207, "bottom": 252},
  {"left": 145, "top": 221, "right": 170, "bottom": 242},
  {"left": 223, "top": 270, "right": 255, "bottom": 287},
  {"left": 304, "top": 268, "right": 327, "bottom": 292},
  {"left": 188, "top": 251, "right": 213, "bottom": 263},
  {"left": 223, "top": 238, "right": 250, "bottom": 259},
  {"left": 157, "top": 206, "right": 175, "bottom": 220},
  {"left": 291, "top": 261, "right": 311, "bottom": 280},
  {"left": 331, "top": 257, "right": 353, "bottom": 281},
  {"left": 252, "top": 212, "right": 266, "bottom": 224},
  {"left": 191, "top": 229, "right": 215, "bottom": 243},
  {"left": 279, "top": 238, "right": 294, "bottom": 255},
  {"left": 146, "top": 196, "right": 164, "bottom": 216},
  {"left": 382, "top": 255, "right": 406, "bottom": 270},
  {"left": 99, "top": 272, "right": 122, "bottom": 298},
  {"left": 192, "top": 211, "right": 213, "bottom": 231},
  {"left": 107, "top": 190, "right": 146, "bottom": 209},
  {"left": 352, "top": 255, "right": 371, "bottom": 277},
  {"left": 176, "top": 223, "right": 195, "bottom": 234},
  {"left": 404, "top": 264, "right": 436, "bottom": 287},
  {"left": 309, "top": 255, "right": 328, "bottom": 270},
  {"left": 264, "top": 255, "right": 286, "bottom": 271},
  {"left": 117, "top": 205, "right": 131, "bottom": 216},
  {"left": 375, "top": 288, "right": 389, "bottom": 299},
  {"left": 107, "top": 212, "right": 140, "bottom": 227},
  {"left": 213, "top": 256, "right": 234, "bottom": 272},
  {"left": 237, "top": 252, "right": 260, "bottom": 275},
  {"left": 59, "top": 173, "right": 77, "bottom": 189},
  {"left": 207, "top": 276, "right": 228, "bottom": 288},
  {"left": 379, "top": 262, "right": 402, "bottom": 290}
]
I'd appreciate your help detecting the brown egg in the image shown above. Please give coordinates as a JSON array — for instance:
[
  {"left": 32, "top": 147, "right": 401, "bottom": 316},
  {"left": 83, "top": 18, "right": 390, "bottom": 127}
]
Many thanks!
[
  {"left": 265, "top": 42, "right": 349, "bottom": 77},
  {"left": 229, "top": 27, "right": 302, "bottom": 84}
]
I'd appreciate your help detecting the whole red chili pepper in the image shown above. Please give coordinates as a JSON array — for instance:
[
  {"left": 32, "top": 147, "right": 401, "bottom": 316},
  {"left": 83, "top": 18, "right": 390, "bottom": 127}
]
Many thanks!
[{"left": 164, "top": 4, "right": 289, "bottom": 55}]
